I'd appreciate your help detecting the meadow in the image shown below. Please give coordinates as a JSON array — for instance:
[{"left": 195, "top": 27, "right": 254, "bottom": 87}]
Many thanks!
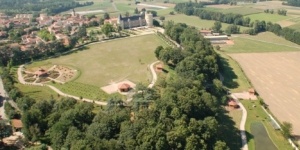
[
  {"left": 25, "top": 34, "right": 166, "bottom": 98},
  {"left": 222, "top": 32, "right": 300, "bottom": 53},
  {"left": 245, "top": 13, "right": 292, "bottom": 23},
  {"left": 165, "top": 14, "right": 250, "bottom": 31},
  {"left": 204, "top": 6, "right": 262, "bottom": 15}
]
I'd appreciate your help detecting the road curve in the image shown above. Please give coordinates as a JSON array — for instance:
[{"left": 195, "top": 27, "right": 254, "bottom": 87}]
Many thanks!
[{"left": 231, "top": 94, "right": 248, "bottom": 150}]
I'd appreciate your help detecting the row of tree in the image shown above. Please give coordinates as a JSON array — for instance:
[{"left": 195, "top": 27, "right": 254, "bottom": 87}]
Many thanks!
[
  {"left": 283, "top": 0, "right": 300, "bottom": 7},
  {"left": 174, "top": 2, "right": 300, "bottom": 45},
  {"left": 0, "top": 0, "right": 94, "bottom": 15}
]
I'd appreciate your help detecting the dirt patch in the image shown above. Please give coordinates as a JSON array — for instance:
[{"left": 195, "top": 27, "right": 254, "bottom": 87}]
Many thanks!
[
  {"left": 226, "top": 40, "right": 235, "bottom": 45},
  {"left": 53, "top": 65, "right": 77, "bottom": 82},
  {"left": 101, "top": 80, "right": 136, "bottom": 94},
  {"left": 230, "top": 51, "right": 300, "bottom": 141}
]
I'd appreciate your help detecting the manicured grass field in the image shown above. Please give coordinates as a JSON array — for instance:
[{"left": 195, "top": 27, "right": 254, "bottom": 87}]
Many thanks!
[
  {"left": 115, "top": 3, "right": 135, "bottom": 12},
  {"left": 27, "top": 34, "right": 166, "bottom": 97},
  {"left": 15, "top": 83, "right": 61, "bottom": 101},
  {"left": 49, "top": 82, "right": 108, "bottom": 100},
  {"left": 245, "top": 13, "right": 291, "bottom": 23},
  {"left": 251, "top": 122, "right": 277, "bottom": 150},
  {"left": 204, "top": 6, "right": 262, "bottom": 15},
  {"left": 242, "top": 100, "right": 292, "bottom": 150},
  {"left": 165, "top": 14, "right": 250, "bottom": 31},
  {"left": 222, "top": 33, "right": 300, "bottom": 53},
  {"left": 157, "top": 8, "right": 175, "bottom": 16}
]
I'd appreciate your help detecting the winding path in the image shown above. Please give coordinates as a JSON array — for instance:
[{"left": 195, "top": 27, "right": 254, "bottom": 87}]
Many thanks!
[
  {"left": 17, "top": 60, "right": 160, "bottom": 105},
  {"left": 231, "top": 94, "right": 248, "bottom": 150}
]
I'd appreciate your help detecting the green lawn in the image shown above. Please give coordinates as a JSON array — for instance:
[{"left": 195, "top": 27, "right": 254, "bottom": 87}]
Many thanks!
[
  {"left": 165, "top": 14, "right": 250, "bottom": 31},
  {"left": 217, "top": 51, "right": 251, "bottom": 92},
  {"left": 157, "top": 8, "right": 175, "bottom": 16},
  {"left": 26, "top": 34, "right": 166, "bottom": 96},
  {"left": 203, "top": 6, "right": 262, "bottom": 15},
  {"left": 245, "top": 13, "right": 291, "bottom": 23},
  {"left": 15, "top": 83, "right": 61, "bottom": 101},
  {"left": 222, "top": 33, "right": 300, "bottom": 53},
  {"left": 74, "top": 1, "right": 114, "bottom": 12},
  {"left": 49, "top": 82, "right": 108, "bottom": 100},
  {"left": 115, "top": 3, "right": 135, "bottom": 12},
  {"left": 242, "top": 100, "right": 293, "bottom": 150},
  {"left": 251, "top": 122, "right": 277, "bottom": 150}
]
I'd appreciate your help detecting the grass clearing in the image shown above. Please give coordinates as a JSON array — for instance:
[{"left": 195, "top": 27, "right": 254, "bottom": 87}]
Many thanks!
[
  {"left": 49, "top": 82, "right": 108, "bottom": 100},
  {"left": 217, "top": 51, "right": 251, "bottom": 92},
  {"left": 165, "top": 14, "right": 250, "bottom": 31},
  {"left": 245, "top": 13, "right": 292, "bottom": 23},
  {"left": 242, "top": 100, "right": 293, "bottom": 150},
  {"left": 222, "top": 34, "right": 300, "bottom": 53},
  {"left": 251, "top": 122, "right": 277, "bottom": 150},
  {"left": 15, "top": 83, "right": 61, "bottom": 101}
]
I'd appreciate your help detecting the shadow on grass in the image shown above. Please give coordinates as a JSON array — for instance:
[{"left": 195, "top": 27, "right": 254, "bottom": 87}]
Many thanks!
[
  {"left": 217, "top": 108, "right": 249, "bottom": 150},
  {"left": 218, "top": 55, "right": 239, "bottom": 89}
]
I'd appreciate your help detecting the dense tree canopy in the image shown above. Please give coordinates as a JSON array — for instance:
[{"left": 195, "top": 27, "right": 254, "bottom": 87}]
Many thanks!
[{"left": 0, "top": 0, "right": 94, "bottom": 15}]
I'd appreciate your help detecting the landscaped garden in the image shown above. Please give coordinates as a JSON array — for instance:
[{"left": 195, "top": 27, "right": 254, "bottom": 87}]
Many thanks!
[{"left": 22, "top": 34, "right": 167, "bottom": 100}]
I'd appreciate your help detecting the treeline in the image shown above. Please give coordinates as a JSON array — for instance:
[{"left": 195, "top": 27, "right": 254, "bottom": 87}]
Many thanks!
[
  {"left": 15, "top": 22, "right": 237, "bottom": 149},
  {"left": 283, "top": 0, "right": 300, "bottom": 7},
  {"left": 0, "top": 0, "right": 93, "bottom": 15},
  {"left": 174, "top": 2, "right": 300, "bottom": 45}
]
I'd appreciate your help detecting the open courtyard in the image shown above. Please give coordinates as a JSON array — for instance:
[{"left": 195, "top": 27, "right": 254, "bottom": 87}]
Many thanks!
[{"left": 230, "top": 51, "right": 300, "bottom": 140}]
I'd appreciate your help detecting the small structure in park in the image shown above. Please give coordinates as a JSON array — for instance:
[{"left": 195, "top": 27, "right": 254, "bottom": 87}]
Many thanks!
[
  {"left": 156, "top": 64, "right": 164, "bottom": 71},
  {"left": 228, "top": 100, "right": 239, "bottom": 108},
  {"left": 34, "top": 68, "right": 48, "bottom": 77},
  {"left": 11, "top": 119, "right": 23, "bottom": 132},
  {"left": 248, "top": 88, "right": 255, "bottom": 95},
  {"left": 118, "top": 83, "right": 131, "bottom": 92}
]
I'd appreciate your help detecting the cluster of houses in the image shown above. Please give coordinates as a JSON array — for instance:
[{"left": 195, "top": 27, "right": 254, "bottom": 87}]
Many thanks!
[{"left": 0, "top": 9, "right": 98, "bottom": 51}]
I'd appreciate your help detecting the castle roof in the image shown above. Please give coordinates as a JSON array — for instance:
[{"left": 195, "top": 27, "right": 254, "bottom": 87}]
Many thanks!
[{"left": 119, "top": 14, "right": 145, "bottom": 21}]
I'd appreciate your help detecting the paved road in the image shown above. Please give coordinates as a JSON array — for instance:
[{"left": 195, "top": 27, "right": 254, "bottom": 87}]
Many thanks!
[
  {"left": 0, "top": 77, "right": 8, "bottom": 120},
  {"left": 231, "top": 94, "right": 248, "bottom": 150}
]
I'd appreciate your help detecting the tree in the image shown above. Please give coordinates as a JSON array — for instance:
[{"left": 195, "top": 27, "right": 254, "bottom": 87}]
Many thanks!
[
  {"left": 169, "top": 11, "right": 175, "bottom": 15},
  {"left": 155, "top": 46, "right": 164, "bottom": 59},
  {"left": 125, "top": 11, "right": 130, "bottom": 17},
  {"left": 99, "top": 18, "right": 105, "bottom": 25},
  {"left": 282, "top": 121, "right": 293, "bottom": 138},
  {"left": 103, "top": 12, "right": 110, "bottom": 20},
  {"left": 225, "top": 24, "right": 240, "bottom": 34},
  {"left": 214, "top": 141, "right": 229, "bottom": 150},
  {"left": 159, "top": 16, "right": 165, "bottom": 21},
  {"left": 212, "top": 21, "right": 222, "bottom": 33},
  {"left": 134, "top": 8, "right": 139, "bottom": 14},
  {"left": 101, "top": 23, "right": 114, "bottom": 37}
]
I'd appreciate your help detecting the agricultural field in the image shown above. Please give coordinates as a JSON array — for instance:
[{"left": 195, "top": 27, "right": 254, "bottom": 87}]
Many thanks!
[
  {"left": 287, "top": 22, "right": 300, "bottom": 32},
  {"left": 230, "top": 52, "right": 300, "bottom": 146},
  {"left": 245, "top": 13, "right": 292, "bottom": 23},
  {"left": 251, "top": 122, "right": 277, "bottom": 150},
  {"left": 165, "top": 14, "right": 250, "bottom": 31},
  {"left": 25, "top": 34, "right": 167, "bottom": 99},
  {"left": 222, "top": 32, "right": 300, "bottom": 53},
  {"left": 204, "top": 6, "right": 262, "bottom": 15}
]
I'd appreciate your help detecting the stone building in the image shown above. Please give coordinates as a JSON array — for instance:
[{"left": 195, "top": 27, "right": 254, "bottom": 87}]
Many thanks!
[{"left": 117, "top": 12, "right": 153, "bottom": 29}]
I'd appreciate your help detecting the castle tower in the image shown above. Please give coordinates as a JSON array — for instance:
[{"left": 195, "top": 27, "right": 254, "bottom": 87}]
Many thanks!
[
  {"left": 145, "top": 13, "right": 153, "bottom": 27},
  {"left": 72, "top": 9, "right": 76, "bottom": 17}
]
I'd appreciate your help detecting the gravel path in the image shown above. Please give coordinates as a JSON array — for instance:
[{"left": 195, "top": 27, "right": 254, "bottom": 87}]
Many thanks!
[
  {"left": 0, "top": 77, "right": 8, "bottom": 120},
  {"left": 231, "top": 94, "right": 248, "bottom": 150}
]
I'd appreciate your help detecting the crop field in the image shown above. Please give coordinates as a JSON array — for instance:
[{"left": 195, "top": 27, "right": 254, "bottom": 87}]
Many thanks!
[
  {"left": 165, "top": 14, "right": 250, "bottom": 31},
  {"left": 222, "top": 32, "right": 300, "bottom": 53},
  {"left": 203, "top": 6, "right": 262, "bottom": 15},
  {"left": 26, "top": 34, "right": 166, "bottom": 98},
  {"left": 230, "top": 52, "right": 300, "bottom": 144},
  {"left": 288, "top": 23, "right": 300, "bottom": 31},
  {"left": 251, "top": 122, "right": 278, "bottom": 150},
  {"left": 245, "top": 13, "right": 292, "bottom": 23}
]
